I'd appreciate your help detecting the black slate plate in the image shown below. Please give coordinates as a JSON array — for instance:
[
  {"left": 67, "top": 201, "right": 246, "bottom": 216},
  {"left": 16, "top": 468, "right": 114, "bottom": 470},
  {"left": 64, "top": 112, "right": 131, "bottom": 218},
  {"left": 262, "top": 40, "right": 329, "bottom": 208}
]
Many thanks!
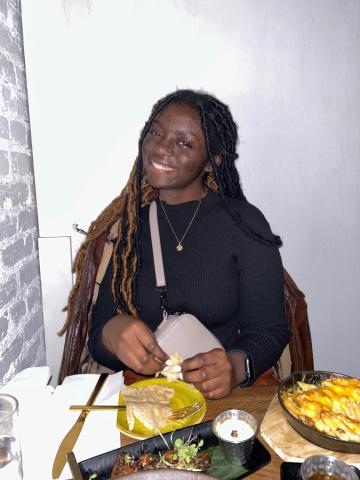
[
  {"left": 280, "top": 462, "right": 360, "bottom": 480},
  {"left": 75, "top": 420, "right": 271, "bottom": 480},
  {"left": 278, "top": 371, "right": 360, "bottom": 454}
]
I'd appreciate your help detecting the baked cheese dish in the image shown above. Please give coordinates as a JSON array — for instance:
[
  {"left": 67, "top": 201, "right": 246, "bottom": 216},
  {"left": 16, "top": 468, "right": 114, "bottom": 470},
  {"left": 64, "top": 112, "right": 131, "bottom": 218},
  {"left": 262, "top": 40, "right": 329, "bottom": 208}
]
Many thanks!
[{"left": 282, "top": 376, "right": 360, "bottom": 442}]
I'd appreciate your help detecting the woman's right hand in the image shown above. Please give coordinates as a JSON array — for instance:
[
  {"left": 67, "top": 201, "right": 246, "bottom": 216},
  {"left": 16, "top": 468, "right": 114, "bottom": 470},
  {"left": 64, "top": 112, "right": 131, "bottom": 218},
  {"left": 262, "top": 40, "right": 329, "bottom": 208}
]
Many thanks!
[{"left": 101, "top": 315, "right": 168, "bottom": 375}]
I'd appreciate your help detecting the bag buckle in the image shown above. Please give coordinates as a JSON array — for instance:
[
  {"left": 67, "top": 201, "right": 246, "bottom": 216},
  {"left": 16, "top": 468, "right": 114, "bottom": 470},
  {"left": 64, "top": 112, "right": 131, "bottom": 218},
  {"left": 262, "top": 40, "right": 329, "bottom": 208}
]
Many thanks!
[{"left": 157, "top": 286, "right": 168, "bottom": 319}]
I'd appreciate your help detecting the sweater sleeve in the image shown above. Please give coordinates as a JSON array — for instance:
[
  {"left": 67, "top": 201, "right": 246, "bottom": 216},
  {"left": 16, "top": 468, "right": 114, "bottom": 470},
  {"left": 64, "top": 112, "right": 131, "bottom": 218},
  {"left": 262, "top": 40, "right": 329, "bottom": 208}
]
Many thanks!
[
  {"left": 228, "top": 204, "right": 291, "bottom": 383},
  {"left": 88, "top": 258, "right": 126, "bottom": 371}
]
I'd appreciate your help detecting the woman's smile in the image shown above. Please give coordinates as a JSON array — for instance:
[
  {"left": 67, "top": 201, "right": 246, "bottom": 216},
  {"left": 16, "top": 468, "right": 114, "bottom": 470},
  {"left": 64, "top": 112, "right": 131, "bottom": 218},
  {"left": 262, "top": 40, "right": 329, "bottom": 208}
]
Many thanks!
[{"left": 148, "top": 158, "right": 176, "bottom": 172}]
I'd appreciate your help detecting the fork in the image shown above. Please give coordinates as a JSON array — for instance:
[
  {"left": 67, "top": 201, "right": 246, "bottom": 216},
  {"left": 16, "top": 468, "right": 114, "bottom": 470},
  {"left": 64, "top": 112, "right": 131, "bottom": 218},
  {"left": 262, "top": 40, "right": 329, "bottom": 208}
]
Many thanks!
[
  {"left": 170, "top": 401, "right": 203, "bottom": 420},
  {"left": 69, "top": 400, "right": 204, "bottom": 420}
]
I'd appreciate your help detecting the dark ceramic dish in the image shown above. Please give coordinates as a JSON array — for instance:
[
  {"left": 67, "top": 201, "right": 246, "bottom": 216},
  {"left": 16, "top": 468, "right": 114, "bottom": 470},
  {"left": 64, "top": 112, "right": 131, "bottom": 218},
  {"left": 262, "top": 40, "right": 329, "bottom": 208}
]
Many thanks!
[
  {"left": 70, "top": 420, "right": 271, "bottom": 480},
  {"left": 278, "top": 371, "right": 360, "bottom": 454}
]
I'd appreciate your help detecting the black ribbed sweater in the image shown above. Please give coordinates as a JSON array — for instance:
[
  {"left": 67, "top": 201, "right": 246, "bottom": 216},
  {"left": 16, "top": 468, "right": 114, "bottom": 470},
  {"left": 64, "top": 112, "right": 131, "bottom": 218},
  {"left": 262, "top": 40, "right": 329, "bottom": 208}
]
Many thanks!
[{"left": 88, "top": 190, "right": 290, "bottom": 382}]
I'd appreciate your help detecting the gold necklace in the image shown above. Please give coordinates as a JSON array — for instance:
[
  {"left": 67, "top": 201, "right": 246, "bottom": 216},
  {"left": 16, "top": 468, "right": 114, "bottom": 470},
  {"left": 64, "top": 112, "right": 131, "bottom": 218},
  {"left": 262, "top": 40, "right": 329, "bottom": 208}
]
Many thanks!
[{"left": 159, "top": 198, "right": 203, "bottom": 252}]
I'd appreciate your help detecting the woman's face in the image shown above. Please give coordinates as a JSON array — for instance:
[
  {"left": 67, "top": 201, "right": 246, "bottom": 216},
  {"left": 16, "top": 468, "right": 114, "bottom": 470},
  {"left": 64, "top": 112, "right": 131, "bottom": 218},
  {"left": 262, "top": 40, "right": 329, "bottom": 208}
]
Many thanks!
[{"left": 142, "top": 103, "right": 210, "bottom": 202}]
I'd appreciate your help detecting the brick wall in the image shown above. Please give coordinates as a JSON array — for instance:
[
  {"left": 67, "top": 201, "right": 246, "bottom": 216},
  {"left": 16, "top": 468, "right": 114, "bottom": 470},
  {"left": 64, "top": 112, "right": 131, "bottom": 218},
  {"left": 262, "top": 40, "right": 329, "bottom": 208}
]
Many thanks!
[{"left": 0, "top": 0, "right": 45, "bottom": 384}]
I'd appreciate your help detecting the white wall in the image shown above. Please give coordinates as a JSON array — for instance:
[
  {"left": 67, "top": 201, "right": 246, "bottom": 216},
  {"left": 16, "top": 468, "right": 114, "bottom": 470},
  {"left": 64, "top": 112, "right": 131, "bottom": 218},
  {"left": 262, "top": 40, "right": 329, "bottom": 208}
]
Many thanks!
[{"left": 21, "top": 0, "right": 360, "bottom": 378}]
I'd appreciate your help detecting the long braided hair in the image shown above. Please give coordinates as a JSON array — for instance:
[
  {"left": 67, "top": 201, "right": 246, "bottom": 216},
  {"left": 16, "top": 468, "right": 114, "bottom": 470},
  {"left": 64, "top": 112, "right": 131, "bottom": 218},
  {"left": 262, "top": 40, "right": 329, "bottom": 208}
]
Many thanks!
[{"left": 61, "top": 89, "right": 281, "bottom": 333}]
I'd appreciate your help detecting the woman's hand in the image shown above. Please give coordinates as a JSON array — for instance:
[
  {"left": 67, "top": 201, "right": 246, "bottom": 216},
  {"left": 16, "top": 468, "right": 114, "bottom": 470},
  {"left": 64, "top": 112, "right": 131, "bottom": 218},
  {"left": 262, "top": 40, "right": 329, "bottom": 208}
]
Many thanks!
[
  {"left": 181, "top": 349, "right": 248, "bottom": 399},
  {"left": 101, "top": 315, "right": 168, "bottom": 375}
]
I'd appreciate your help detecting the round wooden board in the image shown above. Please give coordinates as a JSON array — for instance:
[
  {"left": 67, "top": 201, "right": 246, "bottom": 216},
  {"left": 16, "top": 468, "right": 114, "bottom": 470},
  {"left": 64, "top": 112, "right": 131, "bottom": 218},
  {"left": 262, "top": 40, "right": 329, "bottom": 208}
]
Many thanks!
[{"left": 260, "top": 395, "right": 360, "bottom": 468}]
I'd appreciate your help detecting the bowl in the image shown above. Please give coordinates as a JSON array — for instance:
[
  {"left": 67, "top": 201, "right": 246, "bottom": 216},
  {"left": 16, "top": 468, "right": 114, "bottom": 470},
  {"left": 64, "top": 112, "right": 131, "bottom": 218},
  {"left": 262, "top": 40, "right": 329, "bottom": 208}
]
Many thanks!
[
  {"left": 278, "top": 370, "right": 360, "bottom": 454},
  {"left": 301, "top": 455, "right": 359, "bottom": 480},
  {"left": 212, "top": 409, "right": 258, "bottom": 465}
]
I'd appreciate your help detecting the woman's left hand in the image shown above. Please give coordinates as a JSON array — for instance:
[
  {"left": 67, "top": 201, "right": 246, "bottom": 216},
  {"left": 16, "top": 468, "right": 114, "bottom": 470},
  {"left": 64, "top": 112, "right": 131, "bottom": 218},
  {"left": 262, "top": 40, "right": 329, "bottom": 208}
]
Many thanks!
[{"left": 181, "top": 349, "right": 247, "bottom": 399}]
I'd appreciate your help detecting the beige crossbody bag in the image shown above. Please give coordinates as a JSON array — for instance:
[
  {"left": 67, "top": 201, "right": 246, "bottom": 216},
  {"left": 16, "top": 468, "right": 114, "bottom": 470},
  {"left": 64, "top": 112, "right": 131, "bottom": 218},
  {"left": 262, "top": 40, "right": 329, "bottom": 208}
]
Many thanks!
[{"left": 149, "top": 200, "right": 223, "bottom": 360}]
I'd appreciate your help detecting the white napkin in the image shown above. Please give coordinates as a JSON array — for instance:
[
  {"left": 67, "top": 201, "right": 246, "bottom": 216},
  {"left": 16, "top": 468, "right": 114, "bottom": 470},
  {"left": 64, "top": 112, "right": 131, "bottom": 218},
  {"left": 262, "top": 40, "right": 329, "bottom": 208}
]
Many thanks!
[{"left": 1, "top": 367, "right": 123, "bottom": 480}]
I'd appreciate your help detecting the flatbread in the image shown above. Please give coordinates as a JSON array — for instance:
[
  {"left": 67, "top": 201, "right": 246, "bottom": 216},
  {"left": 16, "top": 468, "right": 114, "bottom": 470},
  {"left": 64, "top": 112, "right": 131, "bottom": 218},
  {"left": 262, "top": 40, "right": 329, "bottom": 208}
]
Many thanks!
[{"left": 122, "top": 384, "right": 174, "bottom": 431}]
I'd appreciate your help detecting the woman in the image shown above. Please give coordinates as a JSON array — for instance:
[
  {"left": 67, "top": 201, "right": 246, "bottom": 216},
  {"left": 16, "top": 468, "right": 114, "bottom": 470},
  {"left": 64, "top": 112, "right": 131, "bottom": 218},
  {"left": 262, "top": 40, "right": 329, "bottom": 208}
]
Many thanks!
[{"left": 61, "top": 89, "right": 290, "bottom": 399}]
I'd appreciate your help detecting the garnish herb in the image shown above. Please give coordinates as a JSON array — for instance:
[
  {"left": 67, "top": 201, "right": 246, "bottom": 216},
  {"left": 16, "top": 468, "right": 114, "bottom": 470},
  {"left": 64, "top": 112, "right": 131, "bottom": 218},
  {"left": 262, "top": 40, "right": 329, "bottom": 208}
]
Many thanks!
[{"left": 165, "top": 437, "right": 205, "bottom": 468}]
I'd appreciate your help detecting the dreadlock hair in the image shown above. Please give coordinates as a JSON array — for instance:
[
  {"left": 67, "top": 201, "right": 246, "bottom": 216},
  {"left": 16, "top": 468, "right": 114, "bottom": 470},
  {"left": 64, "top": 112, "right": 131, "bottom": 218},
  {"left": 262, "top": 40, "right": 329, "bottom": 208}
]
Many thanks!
[{"left": 61, "top": 88, "right": 282, "bottom": 334}]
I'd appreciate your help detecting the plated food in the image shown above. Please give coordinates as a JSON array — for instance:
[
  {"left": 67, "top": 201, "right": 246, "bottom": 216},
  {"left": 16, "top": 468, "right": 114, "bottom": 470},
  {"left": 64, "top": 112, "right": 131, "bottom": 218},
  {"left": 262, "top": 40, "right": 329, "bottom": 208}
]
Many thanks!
[
  {"left": 119, "top": 352, "right": 188, "bottom": 434},
  {"left": 282, "top": 376, "right": 360, "bottom": 442},
  {"left": 117, "top": 378, "right": 206, "bottom": 440},
  {"left": 279, "top": 371, "right": 360, "bottom": 453},
  {"left": 79, "top": 419, "right": 270, "bottom": 480},
  {"left": 110, "top": 438, "right": 210, "bottom": 479},
  {"left": 122, "top": 384, "right": 174, "bottom": 431}
]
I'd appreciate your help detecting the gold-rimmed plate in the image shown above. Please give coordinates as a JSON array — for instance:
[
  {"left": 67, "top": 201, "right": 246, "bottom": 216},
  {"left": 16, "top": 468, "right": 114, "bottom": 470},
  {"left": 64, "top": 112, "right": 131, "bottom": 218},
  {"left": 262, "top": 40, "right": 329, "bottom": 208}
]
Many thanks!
[{"left": 116, "top": 378, "right": 206, "bottom": 440}]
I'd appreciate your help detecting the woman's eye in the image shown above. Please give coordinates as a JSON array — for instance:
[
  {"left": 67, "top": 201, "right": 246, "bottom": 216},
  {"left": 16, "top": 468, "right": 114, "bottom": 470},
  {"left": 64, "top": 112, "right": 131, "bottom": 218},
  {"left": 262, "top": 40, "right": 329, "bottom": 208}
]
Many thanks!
[
  {"left": 149, "top": 129, "right": 160, "bottom": 136},
  {"left": 177, "top": 140, "right": 192, "bottom": 148}
]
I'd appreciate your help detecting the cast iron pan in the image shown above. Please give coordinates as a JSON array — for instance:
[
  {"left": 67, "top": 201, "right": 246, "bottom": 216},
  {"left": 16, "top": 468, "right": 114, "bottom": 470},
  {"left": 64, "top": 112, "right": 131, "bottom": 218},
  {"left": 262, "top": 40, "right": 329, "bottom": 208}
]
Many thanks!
[{"left": 278, "top": 371, "right": 360, "bottom": 454}]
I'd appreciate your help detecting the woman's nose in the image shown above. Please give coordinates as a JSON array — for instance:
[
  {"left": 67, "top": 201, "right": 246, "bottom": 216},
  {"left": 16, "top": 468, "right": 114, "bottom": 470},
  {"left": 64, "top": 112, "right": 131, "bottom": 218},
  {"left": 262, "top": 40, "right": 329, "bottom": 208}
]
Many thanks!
[{"left": 157, "top": 137, "right": 173, "bottom": 155}]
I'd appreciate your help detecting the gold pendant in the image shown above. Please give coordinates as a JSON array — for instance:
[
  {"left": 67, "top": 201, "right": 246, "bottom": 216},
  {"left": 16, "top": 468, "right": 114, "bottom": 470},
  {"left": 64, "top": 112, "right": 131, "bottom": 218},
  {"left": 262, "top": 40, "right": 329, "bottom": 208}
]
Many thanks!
[{"left": 176, "top": 244, "right": 183, "bottom": 252}]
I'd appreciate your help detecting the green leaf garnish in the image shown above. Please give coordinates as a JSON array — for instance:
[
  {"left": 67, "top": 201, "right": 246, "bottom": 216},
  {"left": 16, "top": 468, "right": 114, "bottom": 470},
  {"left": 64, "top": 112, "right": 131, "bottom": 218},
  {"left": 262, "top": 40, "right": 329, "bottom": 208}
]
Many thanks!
[
  {"left": 171, "top": 436, "right": 204, "bottom": 468},
  {"left": 174, "top": 438, "right": 183, "bottom": 448}
]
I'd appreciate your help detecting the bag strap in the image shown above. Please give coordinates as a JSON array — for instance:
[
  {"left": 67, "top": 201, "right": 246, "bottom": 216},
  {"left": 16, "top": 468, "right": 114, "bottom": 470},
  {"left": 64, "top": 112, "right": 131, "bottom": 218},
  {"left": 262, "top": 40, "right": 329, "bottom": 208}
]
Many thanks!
[
  {"left": 91, "top": 219, "right": 120, "bottom": 305},
  {"left": 149, "top": 201, "right": 168, "bottom": 316},
  {"left": 149, "top": 201, "right": 166, "bottom": 288}
]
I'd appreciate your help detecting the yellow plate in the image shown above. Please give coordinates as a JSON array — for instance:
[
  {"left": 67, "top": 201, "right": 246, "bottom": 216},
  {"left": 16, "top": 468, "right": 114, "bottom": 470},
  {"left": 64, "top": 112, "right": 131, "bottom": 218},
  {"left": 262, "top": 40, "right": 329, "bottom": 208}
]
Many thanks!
[{"left": 116, "top": 378, "right": 206, "bottom": 440}]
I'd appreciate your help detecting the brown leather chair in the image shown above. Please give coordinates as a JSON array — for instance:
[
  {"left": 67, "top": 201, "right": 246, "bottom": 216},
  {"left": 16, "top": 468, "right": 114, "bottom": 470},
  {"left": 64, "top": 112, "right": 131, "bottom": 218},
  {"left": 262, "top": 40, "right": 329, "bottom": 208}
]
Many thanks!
[
  {"left": 283, "top": 268, "right": 313, "bottom": 373},
  {"left": 254, "top": 268, "right": 314, "bottom": 386}
]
